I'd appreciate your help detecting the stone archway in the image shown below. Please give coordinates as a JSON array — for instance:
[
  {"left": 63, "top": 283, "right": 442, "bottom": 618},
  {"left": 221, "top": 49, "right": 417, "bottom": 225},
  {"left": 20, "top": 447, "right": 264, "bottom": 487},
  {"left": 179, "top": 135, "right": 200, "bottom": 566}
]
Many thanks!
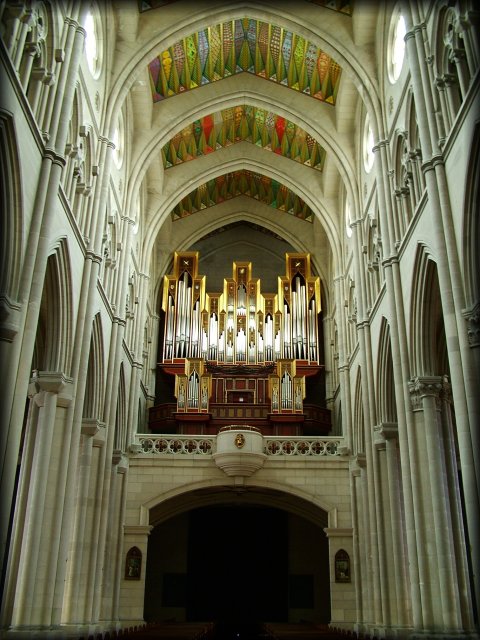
[{"left": 144, "top": 485, "right": 331, "bottom": 625}]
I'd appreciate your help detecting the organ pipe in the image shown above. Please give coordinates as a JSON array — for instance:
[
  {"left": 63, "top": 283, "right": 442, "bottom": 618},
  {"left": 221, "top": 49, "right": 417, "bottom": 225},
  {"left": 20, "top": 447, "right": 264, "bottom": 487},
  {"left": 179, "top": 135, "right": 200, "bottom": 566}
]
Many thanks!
[{"left": 162, "top": 252, "right": 320, "bottom": 366}]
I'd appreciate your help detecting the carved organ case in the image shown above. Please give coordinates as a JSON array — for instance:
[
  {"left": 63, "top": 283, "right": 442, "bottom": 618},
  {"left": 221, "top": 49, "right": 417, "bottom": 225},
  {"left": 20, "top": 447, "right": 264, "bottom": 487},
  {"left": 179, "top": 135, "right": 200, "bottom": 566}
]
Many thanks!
[
  {"left": 269, "top": 360, "right": 305, "bottom": 414},
  {"left": 161, "top": 252, "right": 321, "bottom": 367},
  {"left": 175, "top": 359, "right": 211, "bottom": 414},
  {"left": 162, "top": 253, "right": 206, "bottom": 360}
]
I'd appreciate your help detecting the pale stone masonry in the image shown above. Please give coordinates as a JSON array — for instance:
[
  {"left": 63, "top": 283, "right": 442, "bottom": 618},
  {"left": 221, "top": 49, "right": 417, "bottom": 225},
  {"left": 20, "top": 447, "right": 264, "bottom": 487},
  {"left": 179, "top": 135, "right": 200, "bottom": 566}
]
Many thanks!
[{"left": 0, "top": 1, "right": 479, "bottom": 638}]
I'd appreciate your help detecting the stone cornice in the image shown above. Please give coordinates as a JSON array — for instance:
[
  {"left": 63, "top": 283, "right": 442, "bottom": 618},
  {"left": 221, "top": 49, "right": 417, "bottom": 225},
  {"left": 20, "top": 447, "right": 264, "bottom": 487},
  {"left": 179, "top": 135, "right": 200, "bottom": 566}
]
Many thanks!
[
  {"left": 124, "top": 525, "right": 153, "bottom": 536},
  {"left": 323, "top": 527, "right": 353, "bottom": 538}
]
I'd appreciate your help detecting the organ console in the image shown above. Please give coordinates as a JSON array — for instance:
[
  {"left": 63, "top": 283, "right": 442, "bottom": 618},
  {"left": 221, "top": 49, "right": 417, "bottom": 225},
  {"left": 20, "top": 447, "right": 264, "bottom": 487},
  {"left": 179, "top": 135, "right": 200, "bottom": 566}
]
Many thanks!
[{"left": 151, "top": 251, "right": 330, "bottom": 435}]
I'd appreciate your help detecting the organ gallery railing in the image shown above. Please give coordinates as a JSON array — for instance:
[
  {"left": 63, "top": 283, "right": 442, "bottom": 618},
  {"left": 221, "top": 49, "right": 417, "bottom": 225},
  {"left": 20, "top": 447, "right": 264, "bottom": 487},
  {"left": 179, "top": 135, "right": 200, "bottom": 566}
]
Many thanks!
[{"left": 132, "top": 435, "right": 343, "bottom": 457}]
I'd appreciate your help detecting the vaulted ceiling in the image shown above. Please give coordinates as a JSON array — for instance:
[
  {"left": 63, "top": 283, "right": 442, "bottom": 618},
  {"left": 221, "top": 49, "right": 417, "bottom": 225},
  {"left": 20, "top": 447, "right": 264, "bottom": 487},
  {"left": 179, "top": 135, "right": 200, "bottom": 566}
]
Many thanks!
[{"left": 113, "top": 1, "right": 379, "bottom": 289}]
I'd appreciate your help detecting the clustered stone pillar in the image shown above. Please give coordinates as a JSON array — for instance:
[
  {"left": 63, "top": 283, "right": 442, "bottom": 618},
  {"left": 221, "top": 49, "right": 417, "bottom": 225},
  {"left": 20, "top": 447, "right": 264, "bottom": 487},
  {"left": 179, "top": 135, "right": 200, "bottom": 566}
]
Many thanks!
[
  {"left": 11, "top": 372, "right": 73, "bottom": 628},
  {"left": 408, "top": 376, "right": 474, "bottom": 632},
  {"left": 403, "top": 4, "right": 480, "bottom": 616}
]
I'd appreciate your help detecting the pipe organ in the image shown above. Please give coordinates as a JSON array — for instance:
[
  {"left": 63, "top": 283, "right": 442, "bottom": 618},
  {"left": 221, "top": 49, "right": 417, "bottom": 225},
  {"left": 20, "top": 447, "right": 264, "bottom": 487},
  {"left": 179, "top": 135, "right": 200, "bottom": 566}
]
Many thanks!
[
  {"left": 162, "top": 252, "right": 321, "bottom": 366},
  {"left": 155, "top": 251, "right": 329, "bottom": 434}
]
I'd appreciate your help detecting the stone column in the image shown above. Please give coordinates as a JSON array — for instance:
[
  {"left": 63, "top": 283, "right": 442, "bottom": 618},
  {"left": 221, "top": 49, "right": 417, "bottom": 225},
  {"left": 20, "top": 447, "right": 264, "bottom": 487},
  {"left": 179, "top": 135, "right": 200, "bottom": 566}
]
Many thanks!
[
  {"left": 333, "top": 274, "right": 353, "bottom": 446},
  {"left": 119, "top": 525, "right": 153, "bottom": 627},
  {"left": 408, "top": 376, "right": 464, "bottom": 632},
  {"left": 404, "top": 11, "right": 480, "bottom": 615},
  {"left": 374, "top": 423, "right": 410, "bottom": 630},
  {"left": 62, "top": 420, "right": 106, "bottom": 625},
  {"left": 11, "top": 371, "right": 73, "bottom": 628},
  {"left": 371, "top": 433, "right": 390, "bottom": 629},
  {"left": 55, "top": 132, "right": 115, "bottom": 627},
  {"left": 350, "top": 465, "right": 364, "bottom": 633},
  {"left": 372, "top": 433, "right": 391, "bottom": 630},
  {"left": 349, "top": 215, "right": 383, "bottom": 628},
  {"left": 88, "top": 203, "right": 136, "bottom": 625},
  {"left": 0, "top": 10, "right": 86, "bottom": 605},
  {"left": 369, "top": 108, "right": 427, "bottom": 635},
  {"left": 439, "top": 377, "right": 475, "bottom": 632}
]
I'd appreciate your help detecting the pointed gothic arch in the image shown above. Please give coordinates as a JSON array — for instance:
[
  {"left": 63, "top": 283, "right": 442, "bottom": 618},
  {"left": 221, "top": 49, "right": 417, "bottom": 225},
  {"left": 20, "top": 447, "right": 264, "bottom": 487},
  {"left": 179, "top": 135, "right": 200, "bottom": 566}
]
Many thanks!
[
  {"left": 410, "top": 245, "right": 448, "bottom": 376},
  {"left": 82, "top": 313, "right": 105, "bottom": 421},
  {"left": 32, "top": 239, "right": 73, "bottom": 374},
  {"left": 377, "top": 318, "right": 397, "bottom": 424},
  {"left": 353, "top": 367, "right": 365, "bottom": 456},
  {"left": 0, "top": 112, "right": 23, "bottom": 304},
  {"left": 114, "top": 363, "right": 127, "bottom": 453},
  {"left": 463, "top": 120, "right": 480, "bottom": 310}
]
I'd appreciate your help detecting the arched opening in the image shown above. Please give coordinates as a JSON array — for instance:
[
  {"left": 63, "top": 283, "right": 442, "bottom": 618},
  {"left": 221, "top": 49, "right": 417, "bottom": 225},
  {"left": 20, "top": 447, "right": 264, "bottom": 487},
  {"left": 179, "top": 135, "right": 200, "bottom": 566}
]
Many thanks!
[{"left": 144, "top": 487, "right": 331, "bottom": 625}]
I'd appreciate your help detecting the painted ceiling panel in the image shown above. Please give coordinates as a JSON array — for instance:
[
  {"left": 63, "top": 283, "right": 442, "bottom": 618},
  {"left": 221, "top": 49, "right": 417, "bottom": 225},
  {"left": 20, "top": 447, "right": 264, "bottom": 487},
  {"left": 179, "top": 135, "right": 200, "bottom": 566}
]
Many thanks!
[
  {"left": 148, "top": 18, "right": 342, "bottom": 103},
  {"left": 172, "top": 170, "right": 314, "bottom": 222},
  {"left": 162, "top": 105, "right": 326, "bottom": 170}
]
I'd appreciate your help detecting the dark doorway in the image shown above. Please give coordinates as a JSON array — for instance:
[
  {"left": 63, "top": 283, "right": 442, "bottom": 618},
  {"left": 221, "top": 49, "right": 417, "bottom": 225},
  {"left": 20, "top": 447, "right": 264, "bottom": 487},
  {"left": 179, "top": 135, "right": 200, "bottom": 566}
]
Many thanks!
[{"left": 186, "top": 506, "right": 288, "bottom": 622}]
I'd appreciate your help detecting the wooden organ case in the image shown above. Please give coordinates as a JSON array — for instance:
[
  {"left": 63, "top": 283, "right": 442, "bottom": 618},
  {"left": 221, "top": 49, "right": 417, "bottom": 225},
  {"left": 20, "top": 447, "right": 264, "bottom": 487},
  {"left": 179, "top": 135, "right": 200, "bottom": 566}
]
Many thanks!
[{"left": 149, "top": 252, "right": 331, "bottom": 435}]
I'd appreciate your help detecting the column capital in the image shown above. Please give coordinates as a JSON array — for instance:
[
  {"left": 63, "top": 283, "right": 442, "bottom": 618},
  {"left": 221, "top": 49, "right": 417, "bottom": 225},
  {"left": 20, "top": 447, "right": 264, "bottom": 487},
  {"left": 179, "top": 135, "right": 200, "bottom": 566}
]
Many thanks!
[
  {"left": 408, "top": 376, "right": 443, "bottom": 410},
  {"left": 29, "top": 370, "right": 74, "bottom": 406},
  {"left": 372, "top": 139, "right": 389, "bottom": 152},
  {"left": 43, "top": 147, "right": 66, "bottom": 168},
  {"left": 463, "top": 301, "right": 480, "bottom": 347},
  {"left": 374, "top": 422, "right": 399, "bottom": 441},
  {"left": 0, "top": 295, "right": 22, "bottom": 342},
  {"left": 81, "top": 418, "right": 105, "bottom": 438},
  {"left": 353, "top": 452, "right": 366, "bottom": 469},
  {"left": 86, "top": 249, "right": 102, "bottom": 264}
]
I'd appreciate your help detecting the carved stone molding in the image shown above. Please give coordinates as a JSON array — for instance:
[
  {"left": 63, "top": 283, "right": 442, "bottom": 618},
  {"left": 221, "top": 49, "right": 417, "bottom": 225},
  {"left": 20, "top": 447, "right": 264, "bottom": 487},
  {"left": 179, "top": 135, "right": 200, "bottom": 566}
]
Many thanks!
[
  {"left": 0, "top": 295, "right": 22, "bottom": 342},
  {"left": 354, "top": 452, "right": 366, "bottom": 469},
  {"left": 374, "top": 422, "right": 398, "bottom": 446},
  {"left": 463, "top": 302, "right": 480, "bottom": 347},
  {"left": 408, "top": 376, "right": 443, "bottom": 411},
  {"left": 82, "top": 418, "right": 99, "bottom": 437},
  {"left": 323, "top": 527, "right": 353, "bottom": 538},
  {"left": 29, "top": 370, "right": 74, "bottom": 406}
]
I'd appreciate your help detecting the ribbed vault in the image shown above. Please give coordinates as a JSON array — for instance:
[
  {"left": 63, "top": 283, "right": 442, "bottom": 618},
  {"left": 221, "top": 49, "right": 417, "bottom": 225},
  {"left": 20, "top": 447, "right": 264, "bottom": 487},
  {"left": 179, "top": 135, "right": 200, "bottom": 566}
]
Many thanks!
[{"left": 111, "top": 1, "right": 377, "bottom": 296}]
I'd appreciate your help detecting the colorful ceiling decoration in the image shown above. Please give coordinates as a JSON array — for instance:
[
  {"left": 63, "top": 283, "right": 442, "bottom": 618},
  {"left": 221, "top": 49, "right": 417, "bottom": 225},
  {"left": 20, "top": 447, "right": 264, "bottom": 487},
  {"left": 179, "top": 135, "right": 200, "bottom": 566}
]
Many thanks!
[
  {"left": 148, "top": 18, "right": 342, "bottom": 104},
  {"left": 162, "top": 105, "right": 326, "bottom": 171},
  {"left": 172, "top": 170, "right": 314, "bottom": 222}
]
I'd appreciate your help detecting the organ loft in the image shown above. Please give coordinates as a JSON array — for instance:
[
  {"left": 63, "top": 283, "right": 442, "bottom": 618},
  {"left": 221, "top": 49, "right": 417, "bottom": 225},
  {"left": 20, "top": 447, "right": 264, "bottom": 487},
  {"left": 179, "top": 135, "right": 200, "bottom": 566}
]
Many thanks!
[{"left": 149, "top": 252, "right": 331, "bottom": 436}]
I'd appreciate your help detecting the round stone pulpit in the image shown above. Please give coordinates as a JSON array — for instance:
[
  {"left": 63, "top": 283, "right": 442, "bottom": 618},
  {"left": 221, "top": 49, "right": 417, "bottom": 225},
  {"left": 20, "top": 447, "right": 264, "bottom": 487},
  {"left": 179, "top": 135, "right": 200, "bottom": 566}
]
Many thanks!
[{"left": 213, "top": 425, "right": 267, "bottom": 479}]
